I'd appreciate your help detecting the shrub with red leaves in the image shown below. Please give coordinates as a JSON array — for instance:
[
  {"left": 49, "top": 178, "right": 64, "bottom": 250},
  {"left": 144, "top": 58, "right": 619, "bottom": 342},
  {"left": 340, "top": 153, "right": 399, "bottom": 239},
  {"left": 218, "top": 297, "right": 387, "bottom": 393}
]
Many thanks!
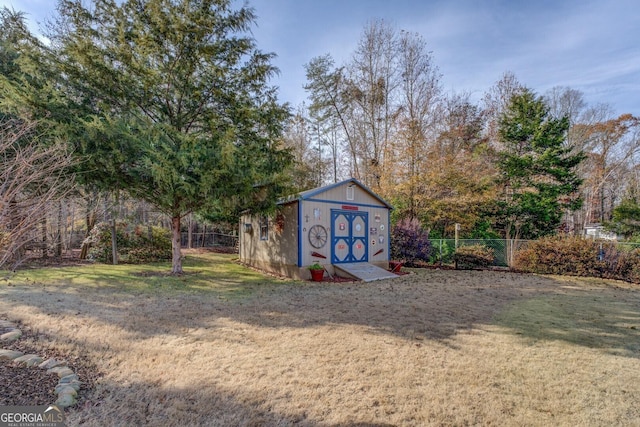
[{"left": 390, "top": 218, "right": 432, "bottom": 267}]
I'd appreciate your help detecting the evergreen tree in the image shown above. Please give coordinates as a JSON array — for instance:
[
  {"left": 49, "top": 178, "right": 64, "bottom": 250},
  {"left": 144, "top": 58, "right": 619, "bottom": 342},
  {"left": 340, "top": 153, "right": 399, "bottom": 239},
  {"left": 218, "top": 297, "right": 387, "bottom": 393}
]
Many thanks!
[
  {"left": 606, "top": 197, "right": 640, "bottom": 239},
  {"left": 495, "top": 89, "right": 584, "bottom": 239},
  {"left": 43, "top": 0, "right": 292, "bottom": 273}
]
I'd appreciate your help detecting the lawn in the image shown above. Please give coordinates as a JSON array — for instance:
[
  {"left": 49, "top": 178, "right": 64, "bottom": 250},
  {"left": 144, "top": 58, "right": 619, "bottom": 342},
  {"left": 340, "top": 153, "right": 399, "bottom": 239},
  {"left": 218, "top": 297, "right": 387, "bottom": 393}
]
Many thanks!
[{"left": 1, "top": 252, "right": 639, "bottom": 426}]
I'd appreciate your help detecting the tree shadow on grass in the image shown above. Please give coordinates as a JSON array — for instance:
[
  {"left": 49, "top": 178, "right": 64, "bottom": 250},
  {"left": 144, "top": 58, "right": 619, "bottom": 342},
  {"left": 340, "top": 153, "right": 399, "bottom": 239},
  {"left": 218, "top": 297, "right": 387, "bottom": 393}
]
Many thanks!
[
  {"left": 67, "top": 378, "right": 395, "bottom": 426},
  {"left": 493, "top": 283, "right": 640, "bottom": 358},
  {"left": 4, "top": 260, "right": 640, "bottom": 427},
  {"left": 2, "top": 260, "right": 639, "bottom": 357},
  {"left": 0, "top": 265, "right": 560, "bottom": 344}
]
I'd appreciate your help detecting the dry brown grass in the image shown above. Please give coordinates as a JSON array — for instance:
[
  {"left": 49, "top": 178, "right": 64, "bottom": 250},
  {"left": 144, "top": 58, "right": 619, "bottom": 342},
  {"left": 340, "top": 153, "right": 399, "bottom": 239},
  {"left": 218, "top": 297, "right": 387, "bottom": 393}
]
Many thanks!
[{"left": 1, "top": 255, "right": 639, "bottom": 426}]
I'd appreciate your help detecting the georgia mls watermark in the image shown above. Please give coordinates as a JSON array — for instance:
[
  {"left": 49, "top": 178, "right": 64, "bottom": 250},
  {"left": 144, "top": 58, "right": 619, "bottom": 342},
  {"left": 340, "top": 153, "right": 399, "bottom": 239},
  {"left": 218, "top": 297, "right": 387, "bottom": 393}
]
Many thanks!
[{"left": 0, "top": 405, "right": 66, "bottom": 427}]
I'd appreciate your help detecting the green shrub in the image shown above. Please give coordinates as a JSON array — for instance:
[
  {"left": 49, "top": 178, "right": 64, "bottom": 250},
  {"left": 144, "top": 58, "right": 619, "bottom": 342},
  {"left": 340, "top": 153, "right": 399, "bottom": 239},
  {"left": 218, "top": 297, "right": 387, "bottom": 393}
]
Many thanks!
[
  {"left": 454, "top": 244, "right": 495, "bottom": 269},
  {"left": 85, "top": 222, "right": 129, "bottom": 263},
  {"left": 126, "top": 226, "right": 172, "bottom": 263},
  {"left": 85, "top": 222, "right": 171, "bottom": 264},
  {"left": 429, "top": 239, "right": 455, "bottom": 264}
]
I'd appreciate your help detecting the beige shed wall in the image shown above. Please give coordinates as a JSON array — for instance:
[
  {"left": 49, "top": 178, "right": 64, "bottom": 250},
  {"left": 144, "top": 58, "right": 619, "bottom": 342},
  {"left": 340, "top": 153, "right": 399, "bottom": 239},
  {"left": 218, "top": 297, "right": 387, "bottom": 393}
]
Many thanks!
[
  {"left": 299, "top": 200, "right": 389, "bottom": 269},
  {"left": 300, "top": 182, "right": 390, "bottom": 270},
  {"left": 239, "top": 202, "right": 298, "bottom": 276},
  {"left": 315, "top": 183, "right": 383, "bottom": 206}
]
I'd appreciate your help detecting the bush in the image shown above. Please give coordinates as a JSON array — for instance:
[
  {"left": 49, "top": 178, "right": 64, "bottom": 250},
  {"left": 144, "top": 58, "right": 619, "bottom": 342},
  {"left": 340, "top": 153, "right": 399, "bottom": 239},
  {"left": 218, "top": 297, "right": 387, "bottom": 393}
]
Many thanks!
[
  {"left": 428, "top": 239, "right": 456, "bottom": 264},
  {"left": 514, "top": 236, "right": 604, "bottom": 277},
  {"left": 84, "top": 222, "right": 129, "bottom": 263},
  {"left": 604, "top": 247, "right": 640, "bottom": 283},
  {"left": 85, "top": 222, "right": 171, "bottom": 264},
  {"left": 514, "top": 235, "right": 640, "bottom": 283},
  {"left": 390, "top": 218, "right": 432, "bottom": 267},
  {"left": 126, "top": 226, "right": 172, "bottom": 263},
  {"left": 626, "top": 250, "right": 640, "bottom": 283},
  {"left": 454, "top": 244, "right": 495, "bottom": 269}
]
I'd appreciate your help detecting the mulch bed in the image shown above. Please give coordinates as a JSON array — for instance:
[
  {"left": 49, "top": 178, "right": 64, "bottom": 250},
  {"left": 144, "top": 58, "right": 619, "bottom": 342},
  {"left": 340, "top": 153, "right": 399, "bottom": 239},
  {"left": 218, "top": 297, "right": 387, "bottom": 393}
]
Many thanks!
[
  {"left": 1, "top": 321, "right": 100, "bottom": 407},
  {"left": 314, "top": 274, "right": 356, "bottom": 283}
]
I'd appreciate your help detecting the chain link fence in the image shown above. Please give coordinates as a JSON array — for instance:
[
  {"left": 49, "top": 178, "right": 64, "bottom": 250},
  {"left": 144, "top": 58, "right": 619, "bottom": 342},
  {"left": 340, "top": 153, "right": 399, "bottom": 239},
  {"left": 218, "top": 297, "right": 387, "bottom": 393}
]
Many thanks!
[
  {"left": 429, "top": 238, "right": 640, "bottom": 268},
  {"left": 180, "top": 232, "right": 238, "bottom": 250},
  {"left": 54, "top": 231, "right": 238, "bottom": 251},
  {"left": 429, "top": 239, "right": 530, "bottom": 267},
  {"left": 41, "top": 231, "right": 239, "bottom": 252}
]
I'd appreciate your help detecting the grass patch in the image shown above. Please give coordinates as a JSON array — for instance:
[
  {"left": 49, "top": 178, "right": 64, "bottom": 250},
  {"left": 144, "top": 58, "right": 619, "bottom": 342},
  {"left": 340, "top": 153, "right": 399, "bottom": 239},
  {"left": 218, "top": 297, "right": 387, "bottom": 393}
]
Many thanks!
[
  {"left": 494, "top": 277, "right": 640, "bottom": 357},
  {"left": 1, "top": 263, "right": 639, "bottom": 425},
  {"left": 2, "top": 252, "right": 293, "bottom": 298}
]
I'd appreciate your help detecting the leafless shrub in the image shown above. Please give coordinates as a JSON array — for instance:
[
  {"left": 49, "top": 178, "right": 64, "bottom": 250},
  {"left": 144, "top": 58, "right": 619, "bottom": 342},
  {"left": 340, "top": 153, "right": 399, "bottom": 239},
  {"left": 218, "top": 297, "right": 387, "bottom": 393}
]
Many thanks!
[{"left": 0, "top": 118, "right": 75, "bottom": 268}]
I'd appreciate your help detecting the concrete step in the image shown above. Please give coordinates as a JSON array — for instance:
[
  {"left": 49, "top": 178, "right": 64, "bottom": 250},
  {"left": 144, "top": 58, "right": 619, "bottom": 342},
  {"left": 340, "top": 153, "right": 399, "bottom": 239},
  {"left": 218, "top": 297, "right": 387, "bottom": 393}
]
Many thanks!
[{"left": 333, "top": 262, "right": 399, "bottom": 282}]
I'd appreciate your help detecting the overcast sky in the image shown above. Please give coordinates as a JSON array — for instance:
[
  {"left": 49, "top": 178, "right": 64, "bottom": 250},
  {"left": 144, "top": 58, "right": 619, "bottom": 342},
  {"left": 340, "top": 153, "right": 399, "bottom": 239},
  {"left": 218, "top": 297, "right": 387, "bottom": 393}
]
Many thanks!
[{"left": 2, "top": 0, "right": 638, "bottom": 117}]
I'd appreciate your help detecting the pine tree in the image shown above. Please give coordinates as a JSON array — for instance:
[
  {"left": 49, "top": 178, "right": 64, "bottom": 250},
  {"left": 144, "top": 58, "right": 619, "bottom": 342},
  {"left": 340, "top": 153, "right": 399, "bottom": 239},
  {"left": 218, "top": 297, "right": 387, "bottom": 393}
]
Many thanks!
[
  {"left": 496, "top": 89, "right": 585, "bottom": 239},
  {"left": 43, "top": 0, "right": 292, "bottom": 273}
]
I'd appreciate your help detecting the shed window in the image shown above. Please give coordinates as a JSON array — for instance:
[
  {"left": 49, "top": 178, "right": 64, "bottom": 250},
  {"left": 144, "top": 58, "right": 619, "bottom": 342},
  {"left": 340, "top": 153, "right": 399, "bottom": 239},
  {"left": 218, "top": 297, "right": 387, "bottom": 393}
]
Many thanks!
[
  {"left": 346, "top": 185, "right": 355, "bottom": 201},
  {"left": 259, "top": 216, "right": 269, "bottom": 240}
]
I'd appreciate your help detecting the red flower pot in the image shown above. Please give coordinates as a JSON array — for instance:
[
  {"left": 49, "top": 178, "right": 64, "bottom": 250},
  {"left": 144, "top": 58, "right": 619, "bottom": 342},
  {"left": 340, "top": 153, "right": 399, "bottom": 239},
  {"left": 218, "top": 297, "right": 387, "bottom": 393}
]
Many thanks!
[{"left": 310, "top": 269, "right": 324, "bottom": 281}]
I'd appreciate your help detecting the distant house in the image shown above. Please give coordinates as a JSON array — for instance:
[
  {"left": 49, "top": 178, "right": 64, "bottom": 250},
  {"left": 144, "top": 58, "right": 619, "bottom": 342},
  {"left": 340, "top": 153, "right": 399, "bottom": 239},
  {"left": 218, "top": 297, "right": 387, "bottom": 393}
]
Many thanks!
[
  {"left": 239, "top": 178, "right": 393, "bottom": 280},
  {"left": 584, "top": 223, "right": 619, "bottom": 241}
]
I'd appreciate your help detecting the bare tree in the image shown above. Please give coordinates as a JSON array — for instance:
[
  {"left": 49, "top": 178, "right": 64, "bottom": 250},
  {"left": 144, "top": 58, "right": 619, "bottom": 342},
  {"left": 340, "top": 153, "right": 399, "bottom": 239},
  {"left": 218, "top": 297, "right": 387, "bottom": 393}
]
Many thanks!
[
  {"left": 575, "top": 113, "right": 640, "bottom": 224},
  {"left": 544, "top": 86, "right": 586, "bottom": 125},
  {"left": 281, "top": 108, "right": 321, "bottom": 190},
  {"left": 0, "top": 119, "right": 75, "bottom": 268},
  {"left": 384, "top": 29, "right": 442, "bottom": 217},
  {"left": 304, "top": 54, "right": 360, "bottom": 180},
  {"left": 482, "top": 71, "right": 525, "bottom": 148},
  {"left": 323, "top": 114, "right": 348, "bottom": 184},
  {"left": 345, "top": 19, "right": 399, "bottom": 189}
]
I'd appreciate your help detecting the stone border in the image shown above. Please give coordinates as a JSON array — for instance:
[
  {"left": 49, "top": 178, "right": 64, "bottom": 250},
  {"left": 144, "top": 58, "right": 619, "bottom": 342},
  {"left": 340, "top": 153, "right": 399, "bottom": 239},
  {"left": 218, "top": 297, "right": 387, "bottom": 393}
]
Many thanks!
[{"left": 0, "top": 319, "right": 81, "bottom": 408}]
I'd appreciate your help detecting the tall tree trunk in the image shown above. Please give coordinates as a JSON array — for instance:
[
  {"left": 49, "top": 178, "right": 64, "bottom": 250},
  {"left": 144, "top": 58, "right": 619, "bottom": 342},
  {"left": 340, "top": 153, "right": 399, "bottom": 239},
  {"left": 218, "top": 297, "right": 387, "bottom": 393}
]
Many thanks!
[
  {"left": 68, "top": 200, "right": 74, "bottom": 253},
  {"left": 56, "top": 200, "right": 63, "bottom": 258},
  {"left": 187, "top": 213, "right": 193, "bottom": 249},
  {"left": 79, "top": 206, "right": 96, "bottom": 260},
  {"left": 171, "top": 215, "right": 183, "bottom": 274},
  {"left": 110, "top": 218, "right": 118, "bottom": 265},
  {"left": 41, "top": 216, "right": 48, "bottom": 259}
]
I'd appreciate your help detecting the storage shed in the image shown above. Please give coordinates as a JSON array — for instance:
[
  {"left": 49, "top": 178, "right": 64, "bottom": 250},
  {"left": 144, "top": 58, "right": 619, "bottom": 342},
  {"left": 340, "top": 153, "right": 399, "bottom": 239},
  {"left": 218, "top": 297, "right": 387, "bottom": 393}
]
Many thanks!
[{"left": 239, "top": 178, "right": 393, "bottom": 280}]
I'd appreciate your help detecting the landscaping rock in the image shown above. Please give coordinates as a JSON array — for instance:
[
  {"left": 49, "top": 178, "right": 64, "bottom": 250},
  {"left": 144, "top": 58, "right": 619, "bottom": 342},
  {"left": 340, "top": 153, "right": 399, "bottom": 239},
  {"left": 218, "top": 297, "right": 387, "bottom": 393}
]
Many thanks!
[
  {"left": 55, "top": 392, "right": 76, "bottom": 408},
  {"left": 55, "top": 385, "right": 78, "bottom": 397},
  {"left": 13, "top": 354, "right": 44, "bottom": 367},
  {"left": 0, "top": 349, "right": 24, "bottom": 360},
  {"left": 2, "top": 320, "right": 85, "bottom": 408},
  {"left": 39, "top": 358, "right": 66, "bottom": 370},
  {"left": 55, "top": 381, "right": 81, "bottom": 393},
  {"left": 0, "top": 330, "right": 22, "bottom": 342},
  {"left": 47, "top": 366, "right": 74, "bottom": 378},
  {"left": 58, "top": 373, "right": 80, "bottom": 383},
  {"left": 0, "top": 320, "right": 16, "bottom": 328}
]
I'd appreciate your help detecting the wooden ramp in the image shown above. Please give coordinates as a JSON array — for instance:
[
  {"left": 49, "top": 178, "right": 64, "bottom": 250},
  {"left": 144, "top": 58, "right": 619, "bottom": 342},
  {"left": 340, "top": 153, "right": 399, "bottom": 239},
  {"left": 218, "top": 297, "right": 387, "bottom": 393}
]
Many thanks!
[{"left": 333, "top": 262, "right": 399, "bottom": 282}]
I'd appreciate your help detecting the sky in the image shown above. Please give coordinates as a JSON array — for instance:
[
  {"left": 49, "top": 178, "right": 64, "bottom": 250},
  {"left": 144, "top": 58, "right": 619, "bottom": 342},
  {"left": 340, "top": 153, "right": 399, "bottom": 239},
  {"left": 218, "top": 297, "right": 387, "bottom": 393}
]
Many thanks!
[{"left": 2, "top": 0, "right": 639, "bottom": 117}]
